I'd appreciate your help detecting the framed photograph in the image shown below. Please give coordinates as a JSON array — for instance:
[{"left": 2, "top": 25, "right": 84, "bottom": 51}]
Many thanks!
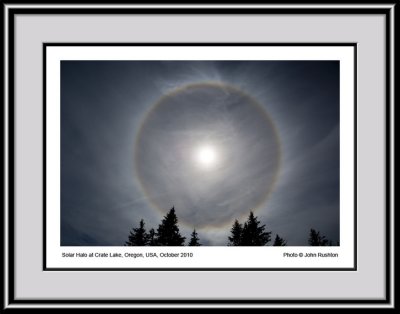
[
  {"left": 4, "top": 2, "right": 395, "bottom": 309},
  {"left": 45, "top": 44, "right": 354, "bottom": 271}
]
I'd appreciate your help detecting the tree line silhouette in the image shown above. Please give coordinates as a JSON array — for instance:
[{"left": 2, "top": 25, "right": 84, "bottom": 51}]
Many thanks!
[{"left": 125, "top": 206, "right": 336, "bottom": 246}]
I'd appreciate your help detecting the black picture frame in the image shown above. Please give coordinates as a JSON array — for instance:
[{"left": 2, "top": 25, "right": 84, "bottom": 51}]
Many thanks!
[{"left": 3, "top": 2, "right": 396, "bottom": 309}]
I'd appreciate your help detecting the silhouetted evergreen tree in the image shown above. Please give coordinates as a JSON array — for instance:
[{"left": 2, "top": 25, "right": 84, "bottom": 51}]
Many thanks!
[
  {"left": 148, "top": 228, "right": 157, "bottom": 246},
  {"left": 241, "top": 211, "right": 271, "bottom": 246},
  {"left": 273, "top": 234, "right": 287, "bottom": 246},
  {"left": 125, "top": 219, "right": 148, "bottom": 246},
  {"left": 188, "top": 229, "right": 201, "bottom": 246},
  {"left": 228, "top": 219, "right": 243, "bottom": 246},
  {"left": 156, "top": 207, "right": 186, "bottom": 246},
  {"left": 308, "top": 228, "right": 329, "bottom": 246}
]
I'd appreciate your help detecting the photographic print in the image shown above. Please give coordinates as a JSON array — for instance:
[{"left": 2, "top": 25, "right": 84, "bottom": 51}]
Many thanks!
[
  {"left": 6, "top": 2, "right": 394, "bottom": 308},
  {"left": 45, "top": 45, "right": 355, "bottom": 269}
]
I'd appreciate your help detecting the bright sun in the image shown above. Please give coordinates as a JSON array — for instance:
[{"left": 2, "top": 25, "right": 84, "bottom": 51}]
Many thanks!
[{"left": 195, "top": 145, "right": 218, "bottom": 169}]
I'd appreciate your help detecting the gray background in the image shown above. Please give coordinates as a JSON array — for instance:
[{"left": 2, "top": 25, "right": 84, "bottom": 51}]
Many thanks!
[{"left": 12, "top": 13, "right": 387, "bottom": 301}]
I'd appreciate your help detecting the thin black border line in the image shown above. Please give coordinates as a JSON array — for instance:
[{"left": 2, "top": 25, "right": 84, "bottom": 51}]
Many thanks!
[
  {"left": 384, "top": 5, "right": 392, "bottom": 305},
  {"left": 1, "top": 0, "right": 397, "bottom": 3},
  {"left": 43, "top": 42, "right": 357, "bottom": 273},
  {"left": 5, "top": 5, "right": 392, "bottom": 307},
  {"left": 353, "top": 42, "right": 358, "bottom": 277},
  {"left": 7, "top": 4, "right": 16, "bottom": 307},
  {"left": 45, "top": 43, "right": 357, "bottom": 47},
  {"left": 1, "top": 0, "right": 398, "bottom": 3},
  {"left": 43, "top": 42, "right": 47, "bottom": 278},
  {"left": 5, "top": 299, "right": 391, "bottom": 305},
  {"left": 6, "top": 7, "right": 394, "bottom": 15},
  {"left": 1, "top": 0, "right": 5, "bottom": 307}
]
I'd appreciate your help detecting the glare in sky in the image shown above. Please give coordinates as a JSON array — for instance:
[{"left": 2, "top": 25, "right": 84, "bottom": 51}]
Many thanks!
[{"left": 194, "top": 145, "right": 218, "bottom": 169}]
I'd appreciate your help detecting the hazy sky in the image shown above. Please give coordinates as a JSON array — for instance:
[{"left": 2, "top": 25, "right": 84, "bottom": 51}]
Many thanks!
[{"left": 61, "top": 60, "right": 340, "bottom": 246}]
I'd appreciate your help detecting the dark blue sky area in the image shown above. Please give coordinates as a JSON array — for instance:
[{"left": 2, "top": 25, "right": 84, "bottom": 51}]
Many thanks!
[{"left": 61, "top": 60, "right": 340, "bottom": 246}]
